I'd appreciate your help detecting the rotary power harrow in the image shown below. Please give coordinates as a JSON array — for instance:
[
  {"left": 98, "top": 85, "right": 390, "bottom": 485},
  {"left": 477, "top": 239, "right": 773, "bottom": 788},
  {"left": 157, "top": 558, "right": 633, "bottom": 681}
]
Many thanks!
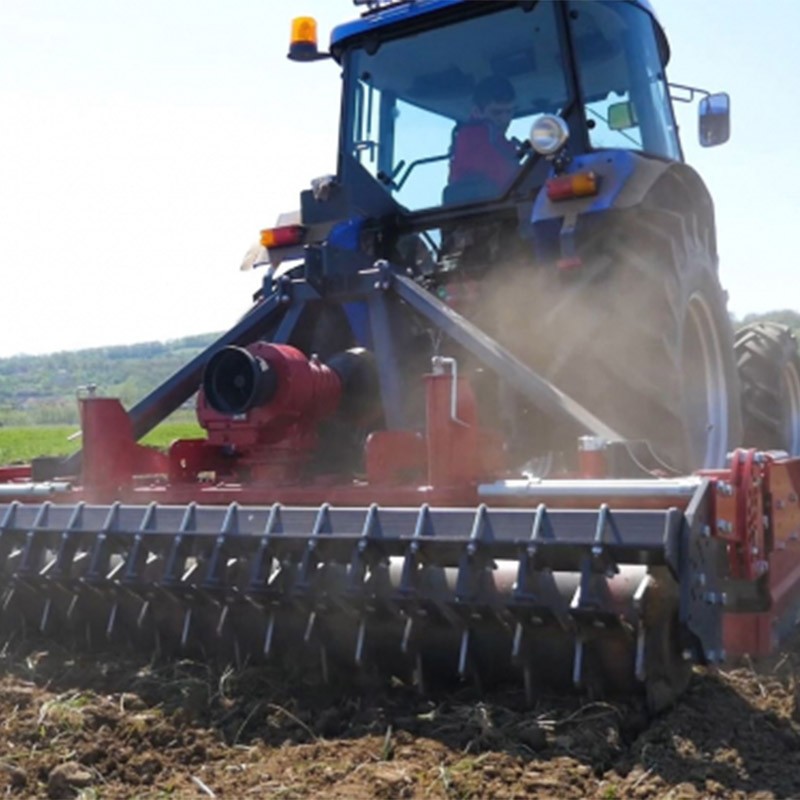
[{"left": 3, "top": 0, "right": 800, "bottom": 713}]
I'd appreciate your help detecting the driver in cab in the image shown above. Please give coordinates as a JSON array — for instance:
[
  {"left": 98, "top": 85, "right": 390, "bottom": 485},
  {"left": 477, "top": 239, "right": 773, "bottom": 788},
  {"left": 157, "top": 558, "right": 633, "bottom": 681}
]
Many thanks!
[{"left": 448, "top": 75, "right": 520, "bottom": 199}]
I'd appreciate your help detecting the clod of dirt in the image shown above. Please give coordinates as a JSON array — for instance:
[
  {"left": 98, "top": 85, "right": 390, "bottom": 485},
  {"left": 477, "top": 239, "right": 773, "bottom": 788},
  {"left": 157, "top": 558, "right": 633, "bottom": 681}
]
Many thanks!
[{"left": 47, "top": 761, "right": 94, "bottom": 799}]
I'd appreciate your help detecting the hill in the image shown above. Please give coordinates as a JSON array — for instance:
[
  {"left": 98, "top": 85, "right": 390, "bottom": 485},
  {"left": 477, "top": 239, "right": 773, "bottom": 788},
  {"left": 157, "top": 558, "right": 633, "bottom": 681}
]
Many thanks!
[
  {"left": 0, "top": 332, "right": 222, "bottom": 426},
  {"left": 1, "top": 308, "right": 799, "bottom": 427}
]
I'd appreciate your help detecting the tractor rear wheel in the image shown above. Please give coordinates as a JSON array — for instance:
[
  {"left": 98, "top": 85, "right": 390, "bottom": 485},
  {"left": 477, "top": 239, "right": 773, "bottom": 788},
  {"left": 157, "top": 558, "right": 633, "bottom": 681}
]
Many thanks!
[
  {"left": 496, "top": 213, "right": 742, "bottom": 472},
  {"left": 735, "top": 321, "right": 800, "bottom": 454}
]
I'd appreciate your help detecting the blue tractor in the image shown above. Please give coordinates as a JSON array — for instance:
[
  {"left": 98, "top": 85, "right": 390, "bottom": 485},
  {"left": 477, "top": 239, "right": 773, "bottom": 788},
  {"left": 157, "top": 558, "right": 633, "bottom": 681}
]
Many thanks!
[{"left": 266, "top": 0, "right": 794, "bottom": 472}]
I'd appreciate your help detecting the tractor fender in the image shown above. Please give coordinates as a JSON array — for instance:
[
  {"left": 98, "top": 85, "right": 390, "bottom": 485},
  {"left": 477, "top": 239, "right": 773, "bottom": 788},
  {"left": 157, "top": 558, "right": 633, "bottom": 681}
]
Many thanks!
[{"left": 530, "top": 151, "right": 717, "bottom": 267}]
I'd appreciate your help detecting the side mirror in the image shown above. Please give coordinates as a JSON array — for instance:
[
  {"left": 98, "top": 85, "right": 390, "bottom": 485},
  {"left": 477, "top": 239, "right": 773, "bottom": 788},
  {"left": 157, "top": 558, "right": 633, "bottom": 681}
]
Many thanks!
[
  {"left": 608, "top": 101, "right": 637, "bottom": 131},
  {"left": 699, "top": 92, "right": 730, "bottom": 147}
]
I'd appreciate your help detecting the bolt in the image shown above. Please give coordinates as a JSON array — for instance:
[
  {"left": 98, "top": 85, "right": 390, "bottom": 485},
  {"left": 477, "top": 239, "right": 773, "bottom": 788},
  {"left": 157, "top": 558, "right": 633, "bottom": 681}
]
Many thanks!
[
  {"left": 681, "top": 648, "right": 694, "bottom": 662},
  {"left": 701, "top": 524, "right": 712, "bottom": 537},
  {"left": 717, "top": 482, "right": 733, "bottom": 497},
  {"left": 280, "top": 294, "right": 290, "bottom": 305},
  {"left": 591, "top": 545, "right": 603, "bottom": 557},
  {"left": 717, "top": 520, "right": 733, "bottom": 534}
]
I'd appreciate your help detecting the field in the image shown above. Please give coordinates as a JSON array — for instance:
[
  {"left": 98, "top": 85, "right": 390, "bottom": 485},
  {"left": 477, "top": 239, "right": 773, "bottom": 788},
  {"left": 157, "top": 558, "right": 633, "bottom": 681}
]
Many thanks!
[
  {"left": 0, "top": 638, "right": 797, "bottom": 799},
  {"left": 2, "top": 427, "right": 800, "bottom": 798},
  {"left": 0, "top": 422, "right": 203, "bottom": 465}
]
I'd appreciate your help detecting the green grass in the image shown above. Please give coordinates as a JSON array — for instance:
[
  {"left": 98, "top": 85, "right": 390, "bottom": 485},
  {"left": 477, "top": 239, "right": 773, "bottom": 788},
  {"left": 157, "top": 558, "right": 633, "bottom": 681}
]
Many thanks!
[{"left": 0, "top": 422, "right": 204, "bottom": 465}]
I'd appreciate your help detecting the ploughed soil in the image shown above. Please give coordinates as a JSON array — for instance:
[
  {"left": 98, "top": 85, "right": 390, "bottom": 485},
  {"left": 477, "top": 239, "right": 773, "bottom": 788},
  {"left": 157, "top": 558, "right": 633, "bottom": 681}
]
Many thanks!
[{"left": 0, "top": 635, "right": 799, "bottom": 800}]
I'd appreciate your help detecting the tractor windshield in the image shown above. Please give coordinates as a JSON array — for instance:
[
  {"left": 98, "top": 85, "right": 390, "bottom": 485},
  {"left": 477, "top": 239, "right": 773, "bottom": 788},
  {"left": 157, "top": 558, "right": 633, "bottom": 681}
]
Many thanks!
[
  {"left": 569, "top": 1, "right": 680, "bottom": 160},
  {"left": 342, "top": 3, "right": 570, "bottom": 212}
]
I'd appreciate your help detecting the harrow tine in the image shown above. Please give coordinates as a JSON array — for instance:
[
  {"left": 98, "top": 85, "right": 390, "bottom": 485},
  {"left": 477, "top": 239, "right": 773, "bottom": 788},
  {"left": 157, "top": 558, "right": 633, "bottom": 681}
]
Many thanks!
[
  {"left": 39, "top": 597, "right": 51, "bottom": 633},
  {"left": 354, "top": 618, "right": 367, "bottom": 666},
  {"left": 137, "top": 600, "right": 150, "bottom": 629},
  {"left": 304, "top": 610, "right": 317, "bottom": 644},
  {"left": 263, "top": 611, "right": 276, "bottom": 657},
  {"left": 181, "top": 608, "right": 193, "bottom": 649},
  {"left": 457, "top": 628, "right": 470, "bottom": 678},
  {"left": 106, "top": 602, "right": 118, "bottom": 638},
  {"left": 216, "top": 604, "right": 229, "bottom": 637},
  {"left": 633, "top": 574, "right": 651, "bottom": 682},
  {"left": 572, "top": 637, "right": 585, "bottom": 688},
  {"left": 66, "top": 593, "right": 78, "bottom": 621},
  {"left": 401, "top": 616, "right": 413, "bottom": 654}
]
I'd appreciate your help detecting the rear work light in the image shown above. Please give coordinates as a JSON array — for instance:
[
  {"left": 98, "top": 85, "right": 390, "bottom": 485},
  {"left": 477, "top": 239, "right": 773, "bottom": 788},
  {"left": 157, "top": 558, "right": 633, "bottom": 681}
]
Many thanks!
[
  {"left": 546, "top": 171, "right": 599, "bottom": 202},
  {"left": 260, "top": 224, "right": 306, "bottom": 248}
]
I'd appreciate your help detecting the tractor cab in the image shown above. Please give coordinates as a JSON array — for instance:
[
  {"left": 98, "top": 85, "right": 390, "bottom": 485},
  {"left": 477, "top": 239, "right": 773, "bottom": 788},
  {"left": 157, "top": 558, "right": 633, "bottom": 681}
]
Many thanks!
[
  {"left": 281, "top": 0, "right": 728, "bottom": 287},
  {"left": 329, "top": 0, "right": 681, "bottom": 216}
]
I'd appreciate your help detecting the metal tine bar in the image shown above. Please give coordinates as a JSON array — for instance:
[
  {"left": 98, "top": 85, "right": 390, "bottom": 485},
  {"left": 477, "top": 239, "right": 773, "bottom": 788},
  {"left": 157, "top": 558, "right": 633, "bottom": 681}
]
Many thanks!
[
  {"left": 398, "top": 503, "right": 434, "bottom": 598},
  {"left": 85, "top": 502, "right": 123, "bottom": 581},
  {"left": 200, "top": 503, "right": 240, "bottom": 589},
  {"left": 397, "top": 505, "right": 435, "bottom": 666},
  {"left": 0, "top": 501, "right": 19, "bottom": 532},
  {"left": 248, "top": 504, "right": 284, "bottom": 590},
  {"left": 510, "top": 504, "right": 571, "bottom": 663},
  {"left": 348, "top": 505, "right": 383, "bottom": 665},
  {"left": 454, "top": 504, "right": 494, "bottom": 603},
  {"left": 514, "top": 504, "right": 550, "bottom": 600},
  {"left": 296, "top": 503, "right": 333, "bottom": 593},
  {"left": 347, "top": 503, "right": 382, "bottom": 589},
  {"left": 567, "top": 506, "right": 623, "bottom": 621},
  {"left": 122, "top": 502, "right": 159, "bottom": 583},
  {"left": 17, "top": 501, "right": 52, "bottom": 577},
  {"left": 571, "top": 556, "right": 616, "bottom": 619},
  {"left": 0, "top": 501, "right": 21, "bottom": 574},
  {"left": 161, "top": 502, "right": 198, "bottom": 586},
  {"left": 49, "top": 502, "right": 86, "bottom": 579},
  {"left": 591, "top": 503, "right": 622, "bottom": 573}
]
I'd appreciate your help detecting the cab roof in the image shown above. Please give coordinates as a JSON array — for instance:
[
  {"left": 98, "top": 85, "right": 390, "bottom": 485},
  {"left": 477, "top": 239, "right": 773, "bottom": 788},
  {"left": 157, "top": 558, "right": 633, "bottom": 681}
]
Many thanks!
[{"left": 330, "top": 0, "right": 668, "bottom": 62}]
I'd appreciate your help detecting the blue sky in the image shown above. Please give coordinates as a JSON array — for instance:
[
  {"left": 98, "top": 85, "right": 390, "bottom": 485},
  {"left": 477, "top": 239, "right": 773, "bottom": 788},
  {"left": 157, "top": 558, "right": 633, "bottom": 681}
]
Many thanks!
[{"left": 0, "top": 0, "right": 796, "bottom": 357}]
